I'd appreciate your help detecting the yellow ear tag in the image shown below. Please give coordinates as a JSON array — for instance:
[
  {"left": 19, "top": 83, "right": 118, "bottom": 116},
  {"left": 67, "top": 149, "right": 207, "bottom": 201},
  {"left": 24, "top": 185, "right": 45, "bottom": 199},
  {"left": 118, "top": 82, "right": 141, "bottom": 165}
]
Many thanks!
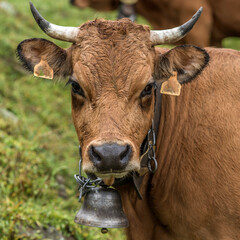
[
  {"left": 160, "top": 71, "right": 181, "bottom": 96},
  {"left": 34, "top": 58, "right": 54, "bottom": 79}
]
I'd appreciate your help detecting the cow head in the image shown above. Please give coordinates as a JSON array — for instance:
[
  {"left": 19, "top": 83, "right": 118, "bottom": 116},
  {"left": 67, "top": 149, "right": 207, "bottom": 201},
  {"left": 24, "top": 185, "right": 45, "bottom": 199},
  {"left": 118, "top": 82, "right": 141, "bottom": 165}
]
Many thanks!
[{"left": 17, "top": 3, "right": 208, "bottom": 182}]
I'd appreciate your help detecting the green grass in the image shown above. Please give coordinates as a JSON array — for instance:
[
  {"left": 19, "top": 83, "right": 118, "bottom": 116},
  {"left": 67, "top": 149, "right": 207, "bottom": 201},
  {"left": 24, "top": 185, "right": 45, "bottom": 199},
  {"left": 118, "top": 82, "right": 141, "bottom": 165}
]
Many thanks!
[
  {"left": 1, "top": 0, "right": 240, "bottom": 239},
  {"left": 222, "top": 37, "right": 240, "bottom": 50},
  {"left": 0, "top": 0, "right": 128, "bottom": 239}
]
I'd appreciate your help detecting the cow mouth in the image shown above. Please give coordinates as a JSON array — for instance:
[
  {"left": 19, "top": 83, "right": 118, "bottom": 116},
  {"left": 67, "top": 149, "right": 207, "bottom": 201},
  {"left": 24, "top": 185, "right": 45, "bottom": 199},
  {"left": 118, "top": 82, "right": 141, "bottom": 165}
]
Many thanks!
[
  {"left": 87, "top": 171, "right": 132, "bottom": 186},
  {"left": 96, "top": 171, "right": 130, "bottom": 186},
  {"left": 95, "top": 171, "right": 129, "bottom": 179}
]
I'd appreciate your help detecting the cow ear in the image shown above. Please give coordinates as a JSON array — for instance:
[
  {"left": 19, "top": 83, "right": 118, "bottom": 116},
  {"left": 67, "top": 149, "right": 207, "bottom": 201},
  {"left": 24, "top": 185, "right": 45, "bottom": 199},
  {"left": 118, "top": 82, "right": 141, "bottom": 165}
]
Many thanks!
[
  {"left": 154, "top": 45, "right": 209, "bottom": 85},
  {"left": 17, "top": 38, "right": 72, "bottom": 78}
]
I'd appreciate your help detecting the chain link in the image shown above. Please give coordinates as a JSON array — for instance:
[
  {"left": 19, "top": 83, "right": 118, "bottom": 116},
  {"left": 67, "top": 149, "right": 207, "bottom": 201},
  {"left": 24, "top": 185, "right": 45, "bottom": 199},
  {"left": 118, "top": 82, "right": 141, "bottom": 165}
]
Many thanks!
[
  {"left": 147, "top": 122, "right": 158, "bottom": 173},
  {"left": 74, "top": 158, "right": 102, "bottom": 201}
]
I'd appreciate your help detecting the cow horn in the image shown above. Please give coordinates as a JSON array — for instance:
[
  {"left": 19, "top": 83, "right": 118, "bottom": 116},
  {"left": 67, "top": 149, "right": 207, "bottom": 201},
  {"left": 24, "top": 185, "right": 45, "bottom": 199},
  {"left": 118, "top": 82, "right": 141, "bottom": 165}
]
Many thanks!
[
  {"left": 29, "top": 2, "right": 80, "bottom": 42},
  {"left": 150, "top": 7, "right": 203, "bottom": 45}
]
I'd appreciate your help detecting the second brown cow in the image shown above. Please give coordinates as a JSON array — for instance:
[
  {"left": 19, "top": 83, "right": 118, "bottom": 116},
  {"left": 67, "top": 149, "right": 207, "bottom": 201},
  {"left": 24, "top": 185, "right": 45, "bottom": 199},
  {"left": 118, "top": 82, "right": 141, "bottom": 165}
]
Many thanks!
[{"left": 71, "top": 0, "right": 240, "bottom": 47}]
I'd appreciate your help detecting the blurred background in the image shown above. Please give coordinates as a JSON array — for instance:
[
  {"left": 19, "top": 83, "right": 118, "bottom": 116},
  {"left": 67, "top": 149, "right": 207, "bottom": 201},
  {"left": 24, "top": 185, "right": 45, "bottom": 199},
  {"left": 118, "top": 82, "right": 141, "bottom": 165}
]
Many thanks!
[{"left": 0, "top": 0, "right": 239, "bottom": 239}]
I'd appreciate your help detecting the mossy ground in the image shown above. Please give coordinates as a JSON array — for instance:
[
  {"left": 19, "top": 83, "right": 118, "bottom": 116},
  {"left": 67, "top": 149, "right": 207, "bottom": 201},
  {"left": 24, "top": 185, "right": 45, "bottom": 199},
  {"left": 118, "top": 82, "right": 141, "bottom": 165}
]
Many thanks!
[{"left": 0, "top": 0, "right": 239, "bottom": 239}]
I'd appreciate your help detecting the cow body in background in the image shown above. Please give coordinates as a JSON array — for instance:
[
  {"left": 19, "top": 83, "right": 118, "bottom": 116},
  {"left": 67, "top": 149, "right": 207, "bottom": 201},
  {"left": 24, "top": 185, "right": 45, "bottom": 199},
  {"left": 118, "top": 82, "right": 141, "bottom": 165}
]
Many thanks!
[
  {"left": 17, "top": 4, "right": 240, "bottom": 239},
  {"left": 71, "top": 0, "right": 240, "bottom": 47}
]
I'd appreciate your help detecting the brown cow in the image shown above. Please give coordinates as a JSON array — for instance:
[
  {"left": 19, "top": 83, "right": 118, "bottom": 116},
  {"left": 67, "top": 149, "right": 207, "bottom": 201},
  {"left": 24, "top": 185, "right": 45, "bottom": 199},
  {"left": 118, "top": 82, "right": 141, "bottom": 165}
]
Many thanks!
[
  {"left": 71, "top": 0, "right": 240, "bottom": 47},
  {"left": 17, "top": 3, "right": 240, "bottom": 240}
]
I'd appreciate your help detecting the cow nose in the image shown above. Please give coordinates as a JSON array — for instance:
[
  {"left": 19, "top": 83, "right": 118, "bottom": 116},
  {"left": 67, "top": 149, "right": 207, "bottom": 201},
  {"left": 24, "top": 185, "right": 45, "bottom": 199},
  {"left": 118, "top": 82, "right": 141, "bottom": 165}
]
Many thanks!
[{"left": 89, "top": 143, "right": 132, "bottom": 172}]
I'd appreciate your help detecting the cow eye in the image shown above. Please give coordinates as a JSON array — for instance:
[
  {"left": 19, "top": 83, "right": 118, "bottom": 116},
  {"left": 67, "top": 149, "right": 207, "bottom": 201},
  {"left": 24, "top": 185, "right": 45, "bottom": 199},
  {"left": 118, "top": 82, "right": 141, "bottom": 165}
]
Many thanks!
[
  {"left": 140, "top": 83, "right": 154, "bottom": 98},
  {"left": 66, "top": 78, "right": 85, "bottom": 97}
]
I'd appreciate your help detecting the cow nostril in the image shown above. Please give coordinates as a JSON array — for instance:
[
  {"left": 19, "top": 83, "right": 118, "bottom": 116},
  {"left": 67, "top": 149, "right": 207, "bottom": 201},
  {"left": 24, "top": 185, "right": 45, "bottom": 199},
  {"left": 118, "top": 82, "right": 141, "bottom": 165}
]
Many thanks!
[
  {"left": 120, "top": 145, "right": 131, "bottom": 162},
  {"left": 90, "top": 146, "right": 101, "bottom": 162}
]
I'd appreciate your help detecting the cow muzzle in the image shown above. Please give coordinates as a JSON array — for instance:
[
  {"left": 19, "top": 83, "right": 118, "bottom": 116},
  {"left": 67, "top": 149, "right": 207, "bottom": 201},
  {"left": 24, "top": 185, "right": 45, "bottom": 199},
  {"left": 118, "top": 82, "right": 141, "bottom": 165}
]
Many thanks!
[{"left": 88, "top": 143, "right": 132, "bottom": 173}]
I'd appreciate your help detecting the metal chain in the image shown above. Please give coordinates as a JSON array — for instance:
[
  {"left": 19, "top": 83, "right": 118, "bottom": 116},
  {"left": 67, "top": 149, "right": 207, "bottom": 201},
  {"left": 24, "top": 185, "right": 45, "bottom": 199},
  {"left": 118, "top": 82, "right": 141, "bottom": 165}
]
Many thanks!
[
  {"left": 147, "top": 122, "right": 158, "bottom": 173},
  {"left": 74, "top": 153, "right": 102, "bottom": 201}
]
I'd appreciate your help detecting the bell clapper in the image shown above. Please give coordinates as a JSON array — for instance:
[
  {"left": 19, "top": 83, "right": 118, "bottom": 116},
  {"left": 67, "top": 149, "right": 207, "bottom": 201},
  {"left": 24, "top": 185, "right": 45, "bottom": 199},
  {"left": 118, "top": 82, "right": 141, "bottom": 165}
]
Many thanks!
[{"left": 101, "top": 228, "right": 108, "bottom": 234}]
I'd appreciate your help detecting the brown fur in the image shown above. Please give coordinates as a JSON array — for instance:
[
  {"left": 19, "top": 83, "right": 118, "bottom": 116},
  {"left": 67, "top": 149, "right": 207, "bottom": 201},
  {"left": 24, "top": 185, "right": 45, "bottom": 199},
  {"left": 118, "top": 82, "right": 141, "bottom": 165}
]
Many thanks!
[
  {"left": 72, "top": 0, "right": 240, "bottom": 47},
  {"left": 17, "top": 19, "right": 240, "bottom": 240}
]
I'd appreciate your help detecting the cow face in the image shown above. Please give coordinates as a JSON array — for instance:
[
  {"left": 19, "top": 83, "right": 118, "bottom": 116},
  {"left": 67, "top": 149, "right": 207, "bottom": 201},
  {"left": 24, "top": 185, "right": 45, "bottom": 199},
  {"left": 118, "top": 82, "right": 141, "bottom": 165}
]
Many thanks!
[
  {"left": 17, "top": 17, "right": 209, "bottom": 181},
  {"left": 70, "top": 21, "right": 155, "bottom": 178}
]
